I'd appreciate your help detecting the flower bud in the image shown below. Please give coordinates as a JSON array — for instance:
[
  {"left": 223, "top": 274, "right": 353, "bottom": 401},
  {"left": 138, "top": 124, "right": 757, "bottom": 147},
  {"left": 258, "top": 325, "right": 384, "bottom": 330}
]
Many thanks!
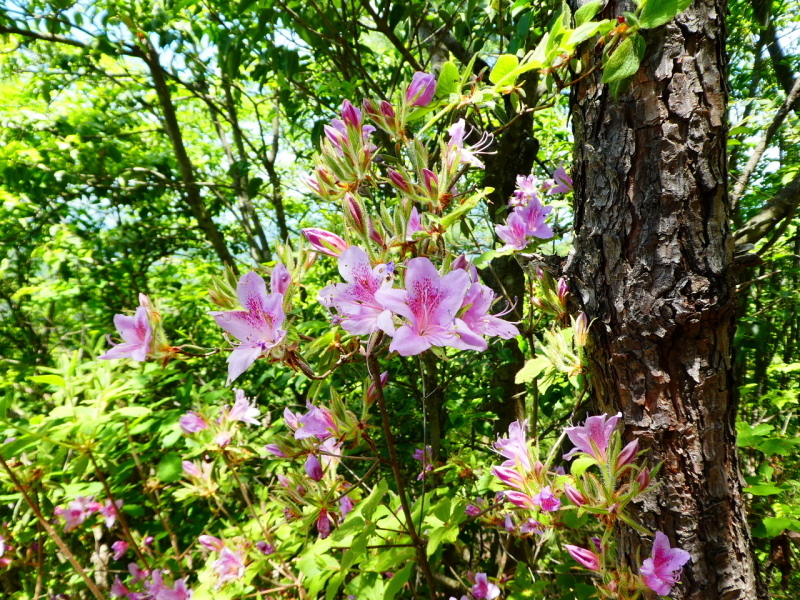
[
  {"left": 636, "top": 466, "right": 651, "bottom": 490},
  {"left": 380, "top": 100, "right": 396, "bottom": 122},
  {"left": 557, "top": 277, "right": 569, "bottom": 305},
  {"left": 305, "top": 454, "right": 324, "bottom": 481},
  {"left": 565, "top": 545, "right": 600, "bottom": 571},
  {"left": 616, "top": 439, "right": 640, "bottom": 470},
  {"left": 340, "top": 99, "right": 361, "bottom": 129},
  {"left": 387, "top": 169, "right": 411, "bottom": 193},
  {"left": 317, "top": 510, "right": 333, "bottom": 539},
  {"left": 564, "top": 484, "right": 587, "bottom": 507},
  {"left": 182, "top": 461, "right": 201, "bottom": 478},
  {"left": 343, "top": 193, "right": 366, "bottom": 234},
  {"left": 198, "top": 535, "right": 225, "bottom": 552},
  {"left": 574, "top": 312, "right": 589, "bottom": 347},
  {"left": 368, "top": 217, "right": 385, "bottom": 247},
  {"left": 302, "top": 228, "right": 349, "bottom": 257},
  {"left": 405, "top": 71, "right": 437, "bottom": 107},
  {"left": 271, "top": 263, "right": 291, "bottom": 295},
  {"left": 366, "top": 371, "right": 389, "bottom": 405}
]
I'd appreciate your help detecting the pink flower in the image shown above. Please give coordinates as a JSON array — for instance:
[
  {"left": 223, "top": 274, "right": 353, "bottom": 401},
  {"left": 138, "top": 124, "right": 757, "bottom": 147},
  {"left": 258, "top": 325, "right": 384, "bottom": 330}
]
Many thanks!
[
  {"left": 179, "top": 412, "right": 208, "bottom": 434},
  {"left": 458, "top": 281, "right": 519, "bottom": 341},
  {"left": 531, "top": 486, "right": 561, "bottom": 512},
  {"left": 375, "top": 257, "right": 485, "bottom": 356},
  {"left": 509, "top": 174, "right": 541, "bottom": 207},
  {"left": 566, "top": 544, "right": 600, "bottom": 571},
  {"left": 516, "top": 199, "right": 554, "bottom": 240},
  {"left": 471, "top": 572, "right": 501, "bottom": 600},
  {"left": 210, "top": 271, "right": 287, "bottom": 384},
  {"left": 494, "top": 420, "right": 531, "bottom": 471},
  {"left": 302, "top": 228, "right": 349, "bottom": 257},
  {"left": 54, "top": 496, "right": 101, "bottom": 532},
  {"left": 99, "top": 295, "right": 153, "bottom": 361},
  {"left": 110, "top": 577, "right": 129, "bottom": 598},
  {"left": 637, "top": 467, "right": 652, "bottom": 491},
  {"left": 545, "top": 164, "right": 573, "bottom": 195},
  {"left": 496, "top": 211, "right": 530, "bottom": 251},
  {"left": 519, "top": 518, "right": 544, "bottom": 535},
  {"left": 492, "top": 465, "right": 526, "bottom": 489},
  {"left": 111, "top": 540, "right": 128, "bottom": 561},
  {"left": 446, "top": 119, "right": 493, "bottom": 169},
  {"left": 406, "top": 207, "right": 423, "bottom": 241},
  {"left": 318, "top": 246, "right": 395, "bottom": 336},
  {"left": 563, "top": 413, "right": 622, "bottom": 462},
  {"left": 225, "top": 389, "right": 261, "bottom": 426},
  {"left": 405, "top": 71, "right": 437, "bottom": 107},
  {"left": 295, "top": 402, "right": 337, "bottom": 441},
  {"left": 100, "top": 499, "right": 123, "bottom": 529},
  {"left": 128, "top": 562, "right": 149, "bottom": 583},
  {"left": 640, "top": 531, "right": 691, "bottom": 596},
  {"left": 366, "top": 371, "right": 389, "bottom": 404},
  {"left": 212, "top": 547, "right": 246, "bottom": 588},
  {"left": 413, "top": 445, "right": 433, "bottom": 480},
  {"left": 265, "top": 444, "right": 288, "bottom": 458}
]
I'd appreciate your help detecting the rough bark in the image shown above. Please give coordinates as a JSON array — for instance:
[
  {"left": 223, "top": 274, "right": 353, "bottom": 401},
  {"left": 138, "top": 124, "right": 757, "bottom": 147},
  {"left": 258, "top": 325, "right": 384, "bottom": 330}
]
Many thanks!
[{"left": 567, "top": 1, "right": 766, "bottom": 598}]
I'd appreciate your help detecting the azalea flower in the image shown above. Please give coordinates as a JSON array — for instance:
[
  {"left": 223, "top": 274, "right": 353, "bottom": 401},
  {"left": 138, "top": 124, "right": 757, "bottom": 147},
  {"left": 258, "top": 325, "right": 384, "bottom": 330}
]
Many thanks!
[
  {"left": 545, "top": 164, "right": 573, "bottom": 195},
  {"left": 563, "top": 413, "right": 622, "bottom": 462},
  {"left": 256, "top": 541, "right": 275, "bottom": 555},
  {"left": 179, "top": 412, "right": 208, "bottom": 434},
  {"left": 413, "top": 445, "right": 433, "bottom": 480},
  {"left": 294, "top": 402, "right": 337, "bottom": 441},
  {"left": 446, "top": 119, "right": 493, "bottom": 169},
  {"left": 531, "top": 485, "right": 561, "bottom": 512},
  {"left": 318, "top": 246, "right": 395, "bottom": 336},
  {"left": 225, "top": 388, "right": 261, "bottom": 426},
  {"left": 99, "top": 294, "right": 153, "bottom": 362},
  {"left": 471, "top": 572, "right": 501, "bottom": 600},
  {"left": 110, "top": 577, "right": 129, "bottom": 598},
  {"left": 212, "top": 547, "right": 246, "bottom": 588},
  {"left": 100, "top": 499, "right": 123, "bottom": 529},
  {"left": 406, "top": 207, "right": 423, "bottom": 241},
  {"left": 375, "top": 257, "right": 485, "bottom": 356},
  {"left": 457, "top": 281, "right": 519, "bottom": 342},
  {"left": 496, "top": 197, "right": 553, "bottom": 251},
  {"left": 305, "top": 454, "right": 324, "bottom": 481},
  {"left": 494, "top": 420, "right": 531, "bottom": 471},
  {"left": 55, "top": 496, "right": 101, "bottom": 532},
  {"left": 509, "top": 174, "right": 541, "bottom": 207},
  {"left": 111, "top": 540, "right": 128, "bottom": 561},
  {"left": 640, "top": 531, "right": 691, "bottom": 596},
  {"left": 209, "top": 271, "right": 287, "bottom": 385}
]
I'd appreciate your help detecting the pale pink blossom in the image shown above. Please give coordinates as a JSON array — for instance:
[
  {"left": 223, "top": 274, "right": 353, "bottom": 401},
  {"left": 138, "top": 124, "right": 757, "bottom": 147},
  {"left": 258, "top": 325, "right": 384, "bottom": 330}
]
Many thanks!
[
  {"left": 112, "top": 540, "right": 128, "bottom": 561},
  {"left": 212, "top": 547, "right": 246, "bottom": 588},
  {"left": 564, "top": 413, "right": 622, "bottom": 462},
  {"left": 210, "top": 272, "right": 287, "bottom": 384},
  {"left": 179, "top": 412, "right": 208, "bottom": 434},
  {"left": 99, "top": 295, "right": 153, "bottom": 361},
  {"left": 100, "top": 499, "right": 123, "bottom": 529},
  {"left": 471, "top": 572, "right": 501, "bottom": 600},
  {"left": 55, "top": 496, "right": 101, "bottom": 532}
]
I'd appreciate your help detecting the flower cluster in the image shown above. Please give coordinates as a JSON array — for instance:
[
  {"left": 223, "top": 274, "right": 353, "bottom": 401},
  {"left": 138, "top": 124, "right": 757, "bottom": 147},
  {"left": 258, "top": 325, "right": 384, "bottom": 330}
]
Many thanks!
[
  {"left": 496, "top": 175, "right": 555, "bottom": 251},
  {"left": 54, "top": 496, "right": 121, "bottom": 532},
  {"left": 111, "top": 567, "right": 192, "bottom": 600},
  {"left": 319, "top": 249, "right": 518, "bottom": 356}
]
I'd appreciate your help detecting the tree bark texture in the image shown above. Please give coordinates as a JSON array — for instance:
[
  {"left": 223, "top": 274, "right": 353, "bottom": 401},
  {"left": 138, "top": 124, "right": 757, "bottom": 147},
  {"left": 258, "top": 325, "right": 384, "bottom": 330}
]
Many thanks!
[{"left": 567, "top": 1, "right": 766, "bottom": 598}]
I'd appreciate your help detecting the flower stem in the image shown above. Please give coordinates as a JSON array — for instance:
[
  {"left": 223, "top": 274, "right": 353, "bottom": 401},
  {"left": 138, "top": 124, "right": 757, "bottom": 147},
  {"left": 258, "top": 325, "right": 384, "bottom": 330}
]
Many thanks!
[{"left": 366, "top": 334, "right": 438, "bottom": 599}]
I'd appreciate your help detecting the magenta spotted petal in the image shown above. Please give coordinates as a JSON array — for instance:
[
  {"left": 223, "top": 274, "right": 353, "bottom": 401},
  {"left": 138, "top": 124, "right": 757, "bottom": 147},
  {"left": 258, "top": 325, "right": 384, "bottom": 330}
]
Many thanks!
[
  {"left": 318, "top": 246, "right": 394, "bottom": 336},
  {"left": 641, "top": 531, "right": 691, "bottom": 596},
  {"left": 210, "top": 271, "right": 287, "bottom": 384},
  {"left": 564, "top": 413, "right": 622, "bottom": 462}
]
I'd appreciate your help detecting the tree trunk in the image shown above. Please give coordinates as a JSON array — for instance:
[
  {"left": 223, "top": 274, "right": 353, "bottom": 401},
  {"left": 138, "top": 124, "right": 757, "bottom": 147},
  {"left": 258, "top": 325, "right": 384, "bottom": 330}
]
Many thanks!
[{"left": 567, "top": 1, "right": 766, "bottom": 598}]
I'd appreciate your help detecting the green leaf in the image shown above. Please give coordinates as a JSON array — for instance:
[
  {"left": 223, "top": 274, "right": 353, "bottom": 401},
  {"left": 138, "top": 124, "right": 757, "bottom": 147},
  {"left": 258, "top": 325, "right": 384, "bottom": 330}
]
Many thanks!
[
  {"left": 439, "top": 188, "right": 492, "bottom": 230},
  {"left": 639, "top": 0, "right": 692, "bottom": 29},
  {"left": 575, "top": 0, "right": 603, "bottom": 26},
  {"left": 436, "top": 62, "right": 460, "bottom": 98},
  {"left": 743, "top": 484, "right": 784, "bottom": 496},
  {"left": 571, "top": 456, "right": 597, "bottom": 478},
  {"left": 113, "top": 406, "right": 152, "bottom": 419},
  {"left": 490, "top": 54, "right": 520, "bottom": 87},
  {"left": 754, "top": 516, "right": 792, "bottom": 538},
  {"left": 383, "top": 561, "right": 413, "bottom": 600},
  {"left": 568, "top": 21, "right": 607, "bottom": 47},
  {"left": 515, "top": 356, "right": 550, "bottom": 384},
  {"left": 156, "top": 452, "right": 183, "bottom": 483},
  {"left": 28, "top": 374, "right": 66, "bottom": 388},
  {"left": 247, "top": 177, "right": 263, "bottom": 197},
  {"left": 602, "top": 34, "right": 645, "bottom": 84}
]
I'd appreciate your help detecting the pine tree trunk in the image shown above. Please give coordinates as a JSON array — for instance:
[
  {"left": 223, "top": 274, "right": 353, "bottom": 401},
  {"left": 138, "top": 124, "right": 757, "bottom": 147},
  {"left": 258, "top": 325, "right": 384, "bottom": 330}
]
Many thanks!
[{"left": 567, "top": 1, "right": 766, "bottom": 597}]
